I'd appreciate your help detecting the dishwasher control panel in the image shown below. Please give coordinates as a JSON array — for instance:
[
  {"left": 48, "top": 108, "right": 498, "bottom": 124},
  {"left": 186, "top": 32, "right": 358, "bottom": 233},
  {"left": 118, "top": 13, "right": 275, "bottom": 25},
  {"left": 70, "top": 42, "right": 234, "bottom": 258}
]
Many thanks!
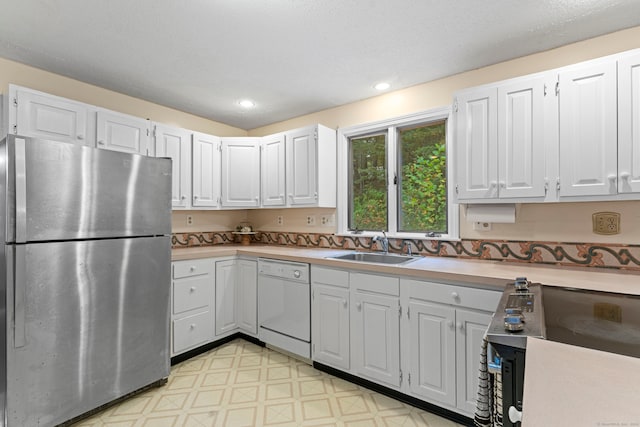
[{"left": 258, "top": 258, "right": 310, "bottom": 283}]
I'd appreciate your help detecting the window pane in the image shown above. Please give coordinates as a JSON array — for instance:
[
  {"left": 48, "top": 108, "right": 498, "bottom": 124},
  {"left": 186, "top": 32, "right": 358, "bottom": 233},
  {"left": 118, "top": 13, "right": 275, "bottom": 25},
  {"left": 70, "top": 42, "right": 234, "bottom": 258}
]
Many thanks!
[
  {"left": 398, "top": 121, "right": 447, "bottom": 233},
  {"left": 349, "top": 134, "right": 387, "bottom": 231}
]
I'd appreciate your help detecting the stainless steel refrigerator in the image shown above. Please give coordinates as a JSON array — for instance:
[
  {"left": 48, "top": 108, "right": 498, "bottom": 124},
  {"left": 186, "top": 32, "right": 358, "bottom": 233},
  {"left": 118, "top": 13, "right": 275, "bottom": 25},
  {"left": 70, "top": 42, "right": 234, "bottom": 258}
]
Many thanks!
[{"left": 0, "top": 135, "right": 172, "bottom": 426}]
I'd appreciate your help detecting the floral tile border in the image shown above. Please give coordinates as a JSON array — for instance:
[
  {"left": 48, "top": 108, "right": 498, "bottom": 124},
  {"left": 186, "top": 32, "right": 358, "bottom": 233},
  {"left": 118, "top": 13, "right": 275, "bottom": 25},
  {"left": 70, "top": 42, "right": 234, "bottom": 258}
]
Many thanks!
[{"left": 172, "top": 231, "right": 640, "bottom": 271}]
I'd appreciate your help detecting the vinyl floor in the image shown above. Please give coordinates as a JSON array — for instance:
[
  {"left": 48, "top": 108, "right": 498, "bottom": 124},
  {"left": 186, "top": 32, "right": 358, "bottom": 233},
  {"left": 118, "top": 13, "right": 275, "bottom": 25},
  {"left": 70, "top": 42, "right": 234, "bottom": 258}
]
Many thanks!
[{"left": 72, "top": 338, "right": 465, "bottom": 427}]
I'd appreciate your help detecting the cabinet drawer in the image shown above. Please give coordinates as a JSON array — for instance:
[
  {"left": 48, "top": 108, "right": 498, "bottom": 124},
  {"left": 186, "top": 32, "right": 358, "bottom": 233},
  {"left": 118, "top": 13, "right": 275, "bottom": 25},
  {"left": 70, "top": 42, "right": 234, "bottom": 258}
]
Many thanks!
[
  {"left": 173, "top": 275, "right": 213, "bottom": 315},
  {"left": 173, "top": 310, "right": 213, "bottom": 354},
  {"left": 173, "top": 258, "right": 214, "bottom": 279},
  {"left": 311, "top": 265, "right": 349, "bottom": 288},
  {"left": 350, "top": 272, "right": 399, "bottom": 296},
  {"left": 403, "top": 279, "right": 501, "bottom": 312}
]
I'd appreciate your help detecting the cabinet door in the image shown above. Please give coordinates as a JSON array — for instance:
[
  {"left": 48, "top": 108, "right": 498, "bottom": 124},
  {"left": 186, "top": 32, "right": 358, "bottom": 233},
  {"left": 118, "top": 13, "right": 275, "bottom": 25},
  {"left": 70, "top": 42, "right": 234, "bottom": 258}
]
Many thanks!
[
  {"left": 261, "top": 133, "right": 286, "bottom": 206},
  {"left": 455, "top": 87, "right": 498, "bottom": 199},
  {"left": 351, "top": 291, "right": 400, "bottom": 388},
  {"left": 559, "top": 60, "right": 618, "bottom": 196},
  {"left": 618, "top": 52, "right": 640, "bottom": 194},
  {"left": 236, "top": 259, "right": 257, "bottom": 334},
  {"left": 155, "top": 124, "right": 191, "bottom": 209},
  {"left": 312, "top": 284, "right": 350, "bottom": 371},
  {"left": 497, "top": 76, "right": 547, "bottom": 198},
  {"left": 286, "top": 126, "right": 318, "bottom": 205},
  {"left": 215, "top": 260, "right": 237, "bottom": 335},
  {"left": 15, "top": 89, "right": 89, "bottom": 145},
  {"left": 407, "top": 300, "right": 456, "bottom": 407},
  {"left": 96, "top": 110, "right": 151, "bottom": 155},
  {"left": 455, "top": 309, "right": 492, "bottom": 415},
  {"left": 192, "top": 132, "right": 222, "bottom": 208},
  {"left": 221, "top": 138, "right": 261, "bottom": 207}
]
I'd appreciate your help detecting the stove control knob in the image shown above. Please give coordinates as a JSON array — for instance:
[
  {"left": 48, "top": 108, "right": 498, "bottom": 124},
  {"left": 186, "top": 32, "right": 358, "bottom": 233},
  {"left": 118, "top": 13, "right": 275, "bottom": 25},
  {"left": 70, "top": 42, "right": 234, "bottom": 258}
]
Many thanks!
[
  {"left": 514, "top": 277, "right": 529, "bottom": 291},
  {"left": 504, "top": 314, "right": 525, "bottom": 332}
]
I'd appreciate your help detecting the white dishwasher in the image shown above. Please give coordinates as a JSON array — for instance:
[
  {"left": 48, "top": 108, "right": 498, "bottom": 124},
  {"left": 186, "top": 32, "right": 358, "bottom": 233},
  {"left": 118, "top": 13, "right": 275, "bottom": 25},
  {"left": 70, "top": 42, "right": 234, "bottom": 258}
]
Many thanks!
[{"left": 258, "top": 258, "right": 311, "bottom": 359}]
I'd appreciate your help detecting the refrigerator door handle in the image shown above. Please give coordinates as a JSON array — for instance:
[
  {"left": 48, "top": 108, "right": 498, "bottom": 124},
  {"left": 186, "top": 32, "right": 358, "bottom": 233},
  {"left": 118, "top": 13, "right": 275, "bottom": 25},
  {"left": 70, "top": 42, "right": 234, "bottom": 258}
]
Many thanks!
[
  {"left": 13, "top": 245, "right": 26, "bottom": 348},
  {"left": 15, "top": 137, "right": 27, "bottom": 242}
]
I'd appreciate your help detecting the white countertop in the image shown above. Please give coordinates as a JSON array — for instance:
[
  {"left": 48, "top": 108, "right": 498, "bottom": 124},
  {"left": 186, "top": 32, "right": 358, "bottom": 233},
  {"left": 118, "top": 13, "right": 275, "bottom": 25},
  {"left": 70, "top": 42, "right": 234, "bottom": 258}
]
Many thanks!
[
  {"left": 172, "top": 245, "right": 640, "bottom": 294},
  {"left": 522, "top": 337, "right": 640, "bottom": 426}
]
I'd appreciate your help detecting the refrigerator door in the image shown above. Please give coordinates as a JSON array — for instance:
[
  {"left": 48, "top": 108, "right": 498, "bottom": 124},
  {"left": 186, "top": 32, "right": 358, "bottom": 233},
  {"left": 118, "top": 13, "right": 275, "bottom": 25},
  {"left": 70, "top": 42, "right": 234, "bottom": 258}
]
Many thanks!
[
  {"left": 3, "top": 135, "right": 171, "bottom": 243},
  {"left": 6, "top": 236, "right": 171, "bottom": 427}
]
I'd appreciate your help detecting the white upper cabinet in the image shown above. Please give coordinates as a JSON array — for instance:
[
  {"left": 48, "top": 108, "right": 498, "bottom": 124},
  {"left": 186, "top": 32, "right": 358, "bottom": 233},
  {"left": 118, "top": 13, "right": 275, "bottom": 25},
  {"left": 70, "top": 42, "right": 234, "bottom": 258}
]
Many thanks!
[
  {"left": 154, "top": 124, "right": 191, "bottom": 209},
  {"left": 558, "top": 59, "right": 618, "bottom": 197},
  {"left": 285, "top": 124, "right": 337, "bottom": 207},
  {"left": 192, "top": 132, "right": 222, "bottom": 208},
  {"left": 261, "top": 132, "right": 286, "bottom": 206},
  {"left": 497, "top": 75, "right": 548, "bottom": 199},
  {"left": 618, "top": 51, "right": 640, "bottom": 194},
  {"left": 11, "top": 86, "right": 92, "bottom": 146},
  {"left": 96, "top": 109, "right": 151, "bottom": 155},
  {"left": 455, "top": 74, "right": 548, "bottom": 201},
  {"left": 221, "top": 138, "right": 261, "bottom": 207},
  {"left": 455, "top": 86, "right": 498, "bottom": 200}
]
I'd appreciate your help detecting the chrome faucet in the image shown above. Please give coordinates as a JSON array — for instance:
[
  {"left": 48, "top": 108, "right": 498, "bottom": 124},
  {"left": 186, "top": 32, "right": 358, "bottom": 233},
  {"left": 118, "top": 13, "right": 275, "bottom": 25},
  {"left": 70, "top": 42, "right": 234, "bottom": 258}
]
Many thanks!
[
  {"left": 372, "top": 231, "right": 389, "bottom": 253},
  {"left": 403, "top": 240, "right": 413, "bottom": 256}
]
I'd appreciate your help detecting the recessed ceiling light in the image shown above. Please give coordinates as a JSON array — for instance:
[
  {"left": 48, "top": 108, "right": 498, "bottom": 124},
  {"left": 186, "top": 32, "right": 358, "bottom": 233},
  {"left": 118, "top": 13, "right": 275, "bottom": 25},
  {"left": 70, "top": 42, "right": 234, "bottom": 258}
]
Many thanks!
[
  {"left": 374, "top": 82, "right": 391, "bottom": 91},
  {"left": 238, "top": 99, "right": 255, "bottom": 108}
]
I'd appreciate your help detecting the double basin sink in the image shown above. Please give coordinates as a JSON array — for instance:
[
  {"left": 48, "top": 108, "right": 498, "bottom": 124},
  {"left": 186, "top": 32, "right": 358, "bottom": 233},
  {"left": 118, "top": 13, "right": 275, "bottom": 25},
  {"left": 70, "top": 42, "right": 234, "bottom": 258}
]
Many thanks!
[{"left": 329, "top": 252, "right": 419, "bottom": 265}]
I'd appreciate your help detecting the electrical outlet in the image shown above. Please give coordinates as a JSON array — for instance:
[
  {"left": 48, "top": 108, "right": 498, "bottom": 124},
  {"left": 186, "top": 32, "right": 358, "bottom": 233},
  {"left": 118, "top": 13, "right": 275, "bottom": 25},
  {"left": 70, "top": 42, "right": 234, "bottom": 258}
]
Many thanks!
[
  {"left": 593, "top": 212, "right": 620, "bottom": 235},
  {"left": 276, "top": 215, "right": 284, "bottom": 226},
  {"left": 320, "top": 214, "right": 336, "bottom": 226},
  {"left": 473, "top": 221, "right": 491, "bottom": 231},
  {"left": 186, "top": 215, "right": 194, "bottom": 226},
  {"left": 306, "top": 215, "right": 316, "bottom": 226}
]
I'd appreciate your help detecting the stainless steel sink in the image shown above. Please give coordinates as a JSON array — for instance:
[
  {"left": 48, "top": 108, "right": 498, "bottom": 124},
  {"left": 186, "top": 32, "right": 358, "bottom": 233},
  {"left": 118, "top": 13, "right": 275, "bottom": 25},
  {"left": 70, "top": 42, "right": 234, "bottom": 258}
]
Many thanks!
[{"left": 329, "top": 252, "right": 419, "bottom": 265}]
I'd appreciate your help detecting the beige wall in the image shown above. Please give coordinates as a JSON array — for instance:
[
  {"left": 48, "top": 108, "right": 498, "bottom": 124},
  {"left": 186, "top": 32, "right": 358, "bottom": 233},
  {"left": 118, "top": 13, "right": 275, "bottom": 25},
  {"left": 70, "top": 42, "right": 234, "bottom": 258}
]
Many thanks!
[{"left": 0, "top": 57, "right": 247, "bottom": 137}]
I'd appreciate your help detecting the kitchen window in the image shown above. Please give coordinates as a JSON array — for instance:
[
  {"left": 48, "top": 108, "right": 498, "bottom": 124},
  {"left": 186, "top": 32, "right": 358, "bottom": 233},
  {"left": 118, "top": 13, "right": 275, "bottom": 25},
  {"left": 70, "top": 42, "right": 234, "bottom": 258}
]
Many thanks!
[{"left": 337, "top": 107, "right": 459, "bottom": 239}]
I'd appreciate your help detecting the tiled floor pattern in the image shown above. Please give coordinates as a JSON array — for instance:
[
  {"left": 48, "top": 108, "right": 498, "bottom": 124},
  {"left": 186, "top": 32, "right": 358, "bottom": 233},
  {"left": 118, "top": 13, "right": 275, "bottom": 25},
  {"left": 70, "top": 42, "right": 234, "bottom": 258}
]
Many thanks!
[{"left": 73, "top": 339, "right": 465, "bottom": 427}]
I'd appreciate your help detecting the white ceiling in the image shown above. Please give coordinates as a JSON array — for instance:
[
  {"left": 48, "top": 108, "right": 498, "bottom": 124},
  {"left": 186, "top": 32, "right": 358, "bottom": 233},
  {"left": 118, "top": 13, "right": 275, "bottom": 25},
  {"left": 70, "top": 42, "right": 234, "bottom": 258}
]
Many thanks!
[{"left": 2, "top": 1, "right": 640, "bottom": 130}]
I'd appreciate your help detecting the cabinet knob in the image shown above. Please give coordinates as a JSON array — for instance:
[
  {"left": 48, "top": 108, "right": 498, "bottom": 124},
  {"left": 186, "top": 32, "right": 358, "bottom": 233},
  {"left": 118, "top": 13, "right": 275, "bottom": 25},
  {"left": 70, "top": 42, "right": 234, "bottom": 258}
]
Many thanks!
[
  {"left": 190, "top": 286, "right": 196, "bottom": 293},
  {"left": 447, "top": 320, "right": 455, "bottom": 329},
  {"left": 342, "top": 299, "right": 348, "bottom": 307},
  {"left": 190, "top": 324, "right": 196, "bottom": 330},
  {"left": 181, "top": 195, "right": 187, "bottom": 200},
  {"left": 457, "top": 322, "right": 464, "bottom": 331},
  {"left": 451, "top": 292, "right": 459, "bottom": 300},
  {"left": 77, "top": 134, "right": 84, "bottom": 140},
  {"left": 293, "top": 270, "right": 301, "bottom": 278},
  {"left": 620, "top": 172, "right": 631, "bottom": 180},
  {"left": 356, "top": 302, "right": 362, "bottom": 311},
  {"left": 194, "top": 195, "right": 199, "bottom": 200},
  {"left": 98, "top": 140, "right": 105, "bottom": 145},
  {"left": 190, "top": 266, "right": 197, "bottom": 272}
]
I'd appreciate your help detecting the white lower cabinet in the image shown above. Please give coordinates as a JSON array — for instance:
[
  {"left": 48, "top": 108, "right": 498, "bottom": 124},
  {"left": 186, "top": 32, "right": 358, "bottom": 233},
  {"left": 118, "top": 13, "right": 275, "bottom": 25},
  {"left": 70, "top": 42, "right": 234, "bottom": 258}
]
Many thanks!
[
  {"left": 350, "top": 272, "right": 401, "bottom": 389},
  {"left": 311, "top": 266, "right": 350, "bottom": 371},
  {"left": 401, "top": 278, "right": 500, "bottom": 416},
  {"left": 171, "top": 258, "right": 215, "bottom": 356},
  {"left": 215, "top": 258, "right": 258, "bottom": 337},
  {"left": 310, "top": 265, "right": 501, "bottom": 418}
]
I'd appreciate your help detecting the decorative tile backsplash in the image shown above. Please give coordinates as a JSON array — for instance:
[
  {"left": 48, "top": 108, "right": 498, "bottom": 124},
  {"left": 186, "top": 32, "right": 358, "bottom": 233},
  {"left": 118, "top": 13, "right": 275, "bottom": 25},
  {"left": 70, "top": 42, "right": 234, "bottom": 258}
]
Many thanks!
[{"left": 172, "top": 231, "right": 640, "bottom": 271}]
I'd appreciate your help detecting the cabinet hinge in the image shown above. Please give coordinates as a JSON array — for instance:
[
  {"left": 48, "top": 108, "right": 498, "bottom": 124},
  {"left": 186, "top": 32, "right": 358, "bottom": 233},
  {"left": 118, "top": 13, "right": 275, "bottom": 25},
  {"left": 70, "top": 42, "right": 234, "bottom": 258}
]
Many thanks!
[
  {"left": 399, "top": 370, "right": 403, "bottom": 385},
  {"left": 12, "top": 124, "right": 17, "bottom": 134},
  {"left": 312, "top": 343, "right": 315, "bottom": 354},
  {"left": 455, "top": 184, "right": 459, "bottom": 194},
  {"left": 314, "top": 130, "right": 318, "bottom": 143},
  {"left": 398, "top": 305, "right": 402, "bottom": 317},
  {"left": 407, "top": 306, "right": 410, "bottom": 319},
  {"left": 555, "top": 81, "right": 560, "bottom": 96},
  {"left": 544, "top": 179, "right": 549, "bottom": 195},
  {"left": 393, "top": 174, "right": 398, "bottom": 185},
  {"left": 453, "top": 98, "right": 458, "bottom": 113},
  {"left": 218, "top": 143, "right": 222, "bottom": 152},
  {"left": 556, "top": 177, "right": 560, "bottom": 191},
  {"left": 13, "top": 97, "right": 17, "bottom": 107},
  {"left": 543, "top": 84, "right": 547, "bottom": 96},
  {"left": 408, "top": 373, "right": 411, "bottom": 385}
]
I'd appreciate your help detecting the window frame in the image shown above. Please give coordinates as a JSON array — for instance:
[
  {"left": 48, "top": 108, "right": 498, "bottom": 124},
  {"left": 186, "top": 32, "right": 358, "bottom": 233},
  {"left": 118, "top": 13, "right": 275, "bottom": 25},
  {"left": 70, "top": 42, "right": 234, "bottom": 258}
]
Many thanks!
[{"left": 337, "top": 107, "right": 459, "bottom": 240}]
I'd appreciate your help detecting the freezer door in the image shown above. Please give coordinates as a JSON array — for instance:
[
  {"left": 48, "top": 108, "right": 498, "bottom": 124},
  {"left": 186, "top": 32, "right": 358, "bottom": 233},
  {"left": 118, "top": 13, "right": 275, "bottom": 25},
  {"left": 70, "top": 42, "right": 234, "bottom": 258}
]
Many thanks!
[
  {"left": 3, "top": 135, "right": 171, "bottom": 243},
  {"left": 6, "top": 236, "right": 171, "bottom": 427}
]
